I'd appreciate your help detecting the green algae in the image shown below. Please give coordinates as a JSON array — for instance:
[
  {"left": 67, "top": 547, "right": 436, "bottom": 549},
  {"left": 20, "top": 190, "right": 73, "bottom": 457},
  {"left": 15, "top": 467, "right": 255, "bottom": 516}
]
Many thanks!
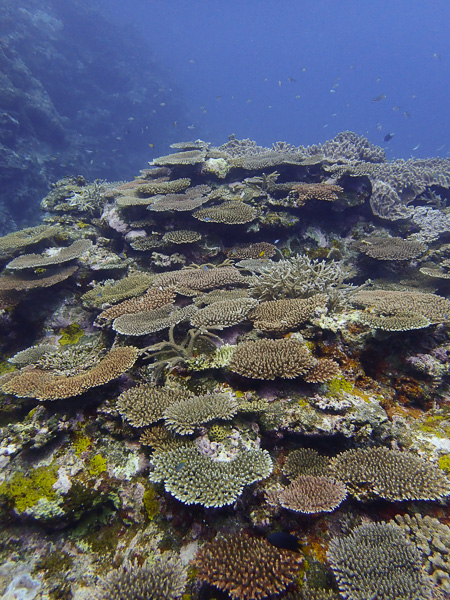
[
  {"left": 438, "top": 454, "right": 450, "bottom": 473},
  {"left": 143, "top": 486, "right": 159, "bottom": 520},
  {"left": 73, "top": 432, "right": 92, "bottom": 456},
  {"left": 58, "top": 323, "right": 84, "bottom": 346},
  {"left": 0, "top": 464, "right": 59, "bottom": 513},
  {"left": 88, "top": 453, "right": 107, "bottom": 476}
]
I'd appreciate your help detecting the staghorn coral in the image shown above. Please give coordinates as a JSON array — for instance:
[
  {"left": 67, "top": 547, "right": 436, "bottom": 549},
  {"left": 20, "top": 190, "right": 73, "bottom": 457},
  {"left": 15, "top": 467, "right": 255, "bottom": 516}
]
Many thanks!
[
  {"left": 329, "top": 447, "right": 450, "bottom": 501},
  {"left": 193, "top": 201, "right": 257, "bottom": 225},
  {"left": 6, "top": 239, "right": 92, "bottom": 270},
  {"left": 303, "top": 358, "right": 341, "bottom": 383},
  {"left": 95, "top": 554, "right": 187, "bottom": 600},
  {"left": 328, "top": 522, "right": 431, "bottom": 600},
  {"left": 225, "top": 241, "right": 277, "bottom": 260},
  {"left": 283, "top": 449, "right": 330, "bottom": 480},
  {"left": 116, "top": 384, "right": 192, "bottom": 428},
  {"left": 97, "top": 287, "right": 175, "bottom": 321},
  {"left": 190, "top": 298, "right": 258, "bottom": 330},
  {"left": 0, "top": 225, "right": 62, "bottom": 254},
  {"left": 248, "top": 254, "right": 352, "bottom": 302},
  {"left": 193, "top": 532, "right": 302, "bottom": 600},
  {"left": 277, "top": 475, "right": 347, "bottom": 514},
  {"left": 394, "top": 513, "right": 450, "bottom": 592},
  {"left": 163, "top": 392, "right": 239, "bottom": 434},
  {"left": 162, "top": 230, "right": 202, "bottom": 244},
  {"left": 229, "top": 338, "right": 316, "bottom": 380},
  {"left": 353, "top": 289, "right": 450, "bottom": 327},
  {"left": 81, "top": 272, "right": 155, "bottom": 308},
  {"left": 356, "top": 236, "right": 426, "bottom": 261},
  {"left": 248, "top": 295, "right": 327, "bottom": 332},
  {"left": 152, "top": 149, "right": 206, "bottom": 166},
  {"left": 0, "top": 265, "right": 78, "bottom": 291},
  {"left": 112, "top": 304, "right": 197, "bottom": 336},
  {"left": 2, "top": 346, "right": 139, "bottom": 400},
  {"left": 150, "top": 446, "right": 272, "bottom": 507}
]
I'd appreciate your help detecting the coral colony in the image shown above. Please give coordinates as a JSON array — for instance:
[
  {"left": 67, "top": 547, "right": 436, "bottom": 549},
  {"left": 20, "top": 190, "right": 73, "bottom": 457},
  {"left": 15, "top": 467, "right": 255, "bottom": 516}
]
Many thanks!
[{"left": 0, "top": 131, "right": 450, "bottom": 599}]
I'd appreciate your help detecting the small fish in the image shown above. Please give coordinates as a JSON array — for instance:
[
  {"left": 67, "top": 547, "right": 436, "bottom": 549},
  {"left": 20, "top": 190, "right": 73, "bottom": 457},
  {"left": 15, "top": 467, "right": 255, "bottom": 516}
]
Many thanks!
[
  {"left": 301, "top": 67, "right": 307, "bottom": 72},
  {"left": 392, "top": 106, "right": 401, "bottom": 111},
  {"left": 128, "top": 116, "right": 134, "bottom": 121},
  {"left": 376, "top": 123, "right": 383, "bottom": 130},
  {"left": 202, "top": 265, "right": 209, "bottom": 271},
  {"left": 148, "top": 143, "right": 155, "bottom": 149},
  {"left": 412, "top": 143, "right": 421, "bottom": 150},
  {"left": 376, "top": 77, "right": 381, "bottom": 83},
  {"left": 288, "top": 77, "right": 295, "bottom": 83},
  {"left": 403, "top": 111, "right": 411, "bottom": 118},
  {"left": 433, "top": 52, "right": 441, "bottom": 61},
  {"left": 329, "top": 89, "right": 336, "bottom": 93},
  {"left": 189, "top": 59, "right": 196, "bottom": 64},
  {"left": 246, "top": 99, "right": 252, "bottom": 103},
  {"left": 436, "top": 144, "right": 445, "bottom": 151},
  {"left": 372, "top": 94, "right": 386, "bottom": 102},
  {"left": 274, "top": 239, "right": 280, "bottom": 244},
  {"left": 160, "top": 102, "right": 166, "bottom": 107},
  {"left": 187, "top": 125, "right": 195, "bottom": 130},
  {"left": 384, "top": 133, "right": 394, "bottom": 142},
  {"left": 278, "top": 80, "right": 282, "bottom": 86},
  {"left": 174, "top": 121, "right": 177, "bottom": 127},
  {"left": 259, "top": 251, "right": 265, "bottom": 257},
  {"left": 267, "top": 532, "right": 300, "bottom": 552},
  {"left": 216, "top": 96, "right": 222, "bottom": 101},
  {"left": 295, "top": 95, "right": 301, "bottom": 99},
  {"left": 175, "top": 461, "right": 186, "bottom": 472}
]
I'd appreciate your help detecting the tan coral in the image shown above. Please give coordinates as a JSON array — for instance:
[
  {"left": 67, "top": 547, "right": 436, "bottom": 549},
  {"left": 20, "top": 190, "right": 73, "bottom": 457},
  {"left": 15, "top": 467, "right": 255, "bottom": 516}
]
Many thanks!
[
  {"left": 278, "top": 475, "right": 347, "bottom": 514},
  {"left": 162, "top": 230, "right": 202, "bottom": 244},
  {"left": 304, "top": 358, "right": 340, "bottom": 383},
  {"left": 289, "top": 182, "right": 343, "bottom": 206},
  {"left": 190, "top": 298, "right": 258, "bottom": 330},
  {"left": 98, "top": 287, "right": 176, "bottom": 321},
  {"left": 116, "top": 385, "right": 192, "bottom": 427},
  {"left": 229, "top": 338, "right": 316, "bottom": 380},
  {"left": 81, "top": 272, "right": 155, "bottom": 308},
  {"left": 134, "top": 177, "right": 191, "bottom": 195},
  {"left": 2, "top": 346, "right": 139, "bottom": 400},
  {"left": 0, "top": 265, "right": 78, "bottom": 291},
  {"left": 194, "top": 532, "right": 302, "bottom": 600},
  {"left": 152, "top": 150, "right": 206, "bottom": 166},
  {"left": 5, "top": 239, "right": 92, "bottom": 270},
  {"left": 112, "top": 304, "right": 197, "bottom": 336},
  {"left": 149, "top": 185, "right": 211, "bottom": 212},
  {"left": 193, "top": 201, "right": 257, "bottom": 225},
  {"left": 283, "top": 448, "right": 330, "bottom": 480},
  {"left": 248, "top": 295, "right": 327, "bottom": 332},
  {"left": 225, "top": 242, "right": 276, "bottom": 260},
  {"left": 0, "top": 225, "right": 62, "bottom": 254},
  {"left": 151, "top": 266, "right": 247, "bottom": 293},
  {"left": 356, "top": 236, "right": 426, "bottom": 260}
]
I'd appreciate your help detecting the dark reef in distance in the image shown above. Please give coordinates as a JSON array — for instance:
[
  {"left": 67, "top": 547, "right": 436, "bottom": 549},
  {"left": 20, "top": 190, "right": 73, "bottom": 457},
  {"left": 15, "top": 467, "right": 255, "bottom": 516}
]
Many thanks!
[
  {"left": 0, "top": 132, "right": 449, "bottom": 599},
  {"left": 0, "top": 0, "right": 186, "bottom": 231}
]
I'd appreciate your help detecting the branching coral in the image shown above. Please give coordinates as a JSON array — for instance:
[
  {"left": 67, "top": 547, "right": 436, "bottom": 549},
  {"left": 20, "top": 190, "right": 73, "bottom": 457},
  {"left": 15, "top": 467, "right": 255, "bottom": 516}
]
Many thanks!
[
  {"left": 283, "top": 449, "right": 330, "bottom": 480},
  {"left": 193, "top": 532, "right": 303, "bottom": 600},
  {"left": 2, "top": 346, "right": 139, "bottom": 400},
  {"left": 328, "top": 522, "right": 431, "bottom": 600},
  {"left": 229, "top": 338, "right": 316, "bottom": 380},
  {"left": 329, "top": 447, "right": 450, "bottom": 501},
  {"left": 95, "top": 554, "right": 187, "bottom": 600},
  {"left": 150, "top": 446, "right": 272, "bottom": 507}
]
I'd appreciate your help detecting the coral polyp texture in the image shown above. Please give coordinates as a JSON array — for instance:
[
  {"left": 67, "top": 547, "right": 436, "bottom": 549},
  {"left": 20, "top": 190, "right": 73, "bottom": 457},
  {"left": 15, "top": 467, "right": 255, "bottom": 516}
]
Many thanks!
[
  {"left": 330, "top": 447, "right": 450, "bottom": 501},
  {"left": 95, "top": 554, "right": 187, "bottom": 600},
  {"left": 150, "top": 446, "right": 272, "bottom": 507},
  {"left": 2, "top": 132, "right": 450, "bottom": 597},
  {"left": 328, "top": 522, "right": 432, "bottom": 600},
  {"left": 229, "top": 338, "right": 316, "bottom": 379},
  {"left": 193, "top": 532, "right": 303, "bottom": 600},
  {"left": 2, "top": 346, "right": 139, "bottom": 400}
]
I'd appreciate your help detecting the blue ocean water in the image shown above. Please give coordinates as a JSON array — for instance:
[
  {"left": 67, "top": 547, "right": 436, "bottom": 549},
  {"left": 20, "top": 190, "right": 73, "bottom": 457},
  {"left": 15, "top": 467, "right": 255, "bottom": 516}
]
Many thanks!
[{"left": 101, "top": 0, "right": 450, "bottom": 159}]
